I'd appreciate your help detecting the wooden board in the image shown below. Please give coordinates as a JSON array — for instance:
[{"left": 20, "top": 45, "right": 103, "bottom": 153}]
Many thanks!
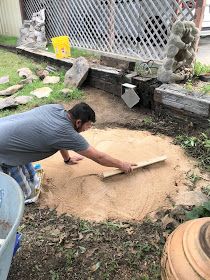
[{"left": 102, "top": 155, "right": 167, "bottom": 179}]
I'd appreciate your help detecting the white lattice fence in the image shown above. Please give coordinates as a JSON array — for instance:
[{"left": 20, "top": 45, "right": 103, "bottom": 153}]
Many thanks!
[{"left": 22, "top": 0, "right": 196, "bottom": 60}]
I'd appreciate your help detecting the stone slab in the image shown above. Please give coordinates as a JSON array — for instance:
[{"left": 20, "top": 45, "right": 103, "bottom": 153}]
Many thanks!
[{"left": 154, "top": 84, "right": 210, "bottom": 117}]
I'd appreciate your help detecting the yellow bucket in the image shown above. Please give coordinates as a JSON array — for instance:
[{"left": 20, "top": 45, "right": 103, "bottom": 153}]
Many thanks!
[{"left": 51, "top": 36, "right": 71, "bottom": 59}]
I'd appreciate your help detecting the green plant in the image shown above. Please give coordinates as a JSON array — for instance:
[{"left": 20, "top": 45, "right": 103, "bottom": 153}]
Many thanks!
[
  {"left": 143, "top": 116, "right": 153, "bottom": 125},
  {"left": 201, "top": 185, "right": 210, "bottom": 197},
  {"left": 175, "top": 133, "right": 210, "bottom": 170},
  {"left": 187, "top": 172, "right": 201, "bottom": 185},
  {"left": 186, "top": 201, "right": 210, "bottom": 220},
  {"left": 201, "top": 84, "right": 210, "bottom": 94},
  {"left": 194, "top": 61, "right": 210, "bottom": 76},
  {"left": 185, "top": 80, "right": 193, "bottom": 91},
  {"left": 66, "top": 249, "right": 77, "bottom": 266},
  {"left": 50, "top": 270, "right": 60, "bottom": 280}
]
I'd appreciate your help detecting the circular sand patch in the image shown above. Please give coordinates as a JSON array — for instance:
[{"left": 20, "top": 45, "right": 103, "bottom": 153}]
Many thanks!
[{"left": 40, "top": 128, "right": 198, "bottom": 222}]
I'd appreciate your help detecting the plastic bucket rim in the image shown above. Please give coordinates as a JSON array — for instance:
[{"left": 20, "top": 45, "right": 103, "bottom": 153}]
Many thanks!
[{"left": 0, "top": 172, "right": 24, "bottom": 258}]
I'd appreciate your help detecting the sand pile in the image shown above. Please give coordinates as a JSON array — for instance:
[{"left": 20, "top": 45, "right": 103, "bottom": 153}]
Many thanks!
[{"left": 40, "top": 128, "right": 199, "bottom": 222}]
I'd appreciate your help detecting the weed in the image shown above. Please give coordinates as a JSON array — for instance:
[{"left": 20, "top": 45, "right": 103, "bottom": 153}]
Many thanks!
[
  {"left": 140, "top": 275, "right": 150, "bottom": 280},
  {"left": 185, "top": 80, "right": 193, "bottom": 91},
  {"left": 201, "top": 84, "right": 210, "bottom": 94},
  {"left": 143, "top": 116, "right": 153, "bottom": 126},
  {"left": 66, "top": 249, "right": 77, "bottom": 266},
  {"left": 186, "top": 201, "right": 210, "bottom": 220},
  {"left": 79, "top": 220, "right": 93, "bottom": 233},
  {"left": 201, "top": 185, "right": 210, "bottom": 197},
  {"left": 194, "top": 61, "right": 210, "bottom": 76},
  {"left": 175, "top": 133, "right": 210, "bottom": 171},
  {"left": 50, "top": 270, "right": 60, "bottom": 280},
  {"left": 186, "top": 171, "right": 201, "bottom": 190},
  {"left": 148, "top": 263, "right": 161, "bottom": 279},
  {"left": 103, "top": 260, "right": 118, "bottom": 279}
]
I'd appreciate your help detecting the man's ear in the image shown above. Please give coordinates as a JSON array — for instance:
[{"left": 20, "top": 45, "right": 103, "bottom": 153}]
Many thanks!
[{"left": 75, "top": 119, "right": 82, "bottom": 128}]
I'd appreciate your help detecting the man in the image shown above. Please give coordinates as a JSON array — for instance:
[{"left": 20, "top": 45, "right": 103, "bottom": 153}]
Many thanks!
[{"left": 0, "top": 102, "right": 135, "bottom": 201}]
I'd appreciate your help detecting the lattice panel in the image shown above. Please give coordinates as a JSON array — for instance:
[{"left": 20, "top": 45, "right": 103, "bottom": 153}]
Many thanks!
[{"left": 22, "top": 0, "right": 196, "bottom": 60}]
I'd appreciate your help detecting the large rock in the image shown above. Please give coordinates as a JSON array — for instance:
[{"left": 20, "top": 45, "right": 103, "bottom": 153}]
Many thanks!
[
  {"left": 0, "top": 96, "right": 33, "bottom": 110},
  {"left": 43, "top": 76, "right": 60, "bottom": 84},
  {"left": 64, "top": 57, "right": 89, "bottom": 88},
  {"left": 0, "top": 84, "right": 24, "bottom": 96},
  {"left": 17, "top": 68, "right": 33, "bottom": 79},
  {"left": 30, "top": 87, "right": 52, "bottom": 98},
  {"left": 0, "top": 76, "right": 9, "bottom": 84},
  {"left": 175, "top": 191, "right": 208, "bottom": 206}
]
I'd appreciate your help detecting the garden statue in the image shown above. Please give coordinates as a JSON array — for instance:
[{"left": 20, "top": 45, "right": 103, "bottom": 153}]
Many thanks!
[
  {"left": 157, "top": 21, "right": 199, "bottom": 83},
  {"left": 18, "top": 9, "right": 47, "bottom": 49}
]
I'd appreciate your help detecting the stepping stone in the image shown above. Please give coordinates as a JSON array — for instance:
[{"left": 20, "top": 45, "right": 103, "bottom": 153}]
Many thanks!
[
  {"left": 64, "top": 57, "right": 89, "bottom": 88},
  {"left": 60, "top": 88, "right": 73, "bottom": 97},
  {"left": 43, "top": 76, "right": 60, "bottom": 84},
  {"left": 0, "top": 96, "right": 33, "bottom": 110},
  {"left": 0, "top": 84, "right": 24, "bottom": 96},
  {"left": 30, "top": 87, "right": 52, "bottom": 98},
  {"left": 17, "top": 68, "right": 33, "bottom": 79},
  {"left": 0, "top": 76, "right": 9, "bottom": 84}
]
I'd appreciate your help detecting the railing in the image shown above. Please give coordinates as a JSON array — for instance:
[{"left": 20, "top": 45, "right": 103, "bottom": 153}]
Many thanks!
[{"left": 22, "top": 0, "right": 197, "bottom": 60}]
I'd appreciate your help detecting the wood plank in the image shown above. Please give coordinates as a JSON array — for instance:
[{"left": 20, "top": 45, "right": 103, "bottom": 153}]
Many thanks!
[{"left": 102, "top": 155, "right": 167, "bottom": 179}]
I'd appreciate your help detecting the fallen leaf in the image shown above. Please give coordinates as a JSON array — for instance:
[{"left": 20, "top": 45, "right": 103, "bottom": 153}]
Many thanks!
[{"left": 90, "top": 261, "right": 101, "bottom": 272}]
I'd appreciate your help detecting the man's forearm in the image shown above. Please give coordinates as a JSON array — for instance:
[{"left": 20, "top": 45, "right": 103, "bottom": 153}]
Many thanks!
[
  {"left": 60, "top": 149, "right": 70, "bottom": 161},
  {"left": 89, "top": 151, "right": 123, "bottom": 169}
]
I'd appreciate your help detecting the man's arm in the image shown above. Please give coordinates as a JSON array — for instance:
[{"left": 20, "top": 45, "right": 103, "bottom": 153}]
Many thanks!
[
  {"left": 78, "top": 146, "right": 136, "bottom": 173},
  {"left": 60, "top": 149, "right": 83, "bottom": 164}
]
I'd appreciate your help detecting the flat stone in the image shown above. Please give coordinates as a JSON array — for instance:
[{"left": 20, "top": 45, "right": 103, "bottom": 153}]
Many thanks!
[
  {"left": 64, "top": 57, "right": 89, "bottom": 88},
  {"left": 43, "top": 76, "right": 60, "bottom": 84},
  {"left": 15, "top": 96, "right": 33, "bottom": 104},
  {"left": 0, "top": 84, "right": 24, "bottom": 96},
  {"left": 36, "top": 69, "right": 49, "bottom": 80},
  {"left": 61, "top": 88, "right": 71, "bottom": 94},
  {"left": 175, "top": 191, "right": 208, "bottom": 206},
  {"left": 0, "top": 95, "right": 33, "bottom": 110},
  {"left": 17, "top": 67, "right": 33, "bottom": 79},
  {"left": 30, "top": 87, "right": 52, "bottom": 98},
  {"left": 0, "top": 76, "right": 9, "bottom": 84}
]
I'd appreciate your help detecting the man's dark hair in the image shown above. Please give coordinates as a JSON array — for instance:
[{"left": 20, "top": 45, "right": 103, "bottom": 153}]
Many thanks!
[{"left": 68, "top": 102, "right": 96, "bottom": 124}]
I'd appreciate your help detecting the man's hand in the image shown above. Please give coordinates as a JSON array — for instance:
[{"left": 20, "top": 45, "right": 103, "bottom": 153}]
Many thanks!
[
  {"left": 120, "top": 162, "right": 137, "bottom": 173},
  {"left": 65, "top": 155, "right": 84, "bottom": 165}
]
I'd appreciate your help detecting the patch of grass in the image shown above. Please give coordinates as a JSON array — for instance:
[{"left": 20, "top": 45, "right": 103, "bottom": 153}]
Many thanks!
[
  {"left": 184, "top": 80, "right": 193, "bottom": 91},
  {"left": 47, "top": 43, "right": 100, "bottom": 59},
  {"left": 50, "top": 270, "right": 60, "bottom": 280},
  {"left": 143, "top": 116, "right": 153, "bottom": 126},
  {"left": 0, "top": 35, "right": 18, "bottom": 46},
  {"left": 201, "top": 83, "right": 210, "bottom": 94},
  {"left": 194, "top": 61, "right": 210, "bottom": 76},
  {"left": 0, "top": 49, "right": 84, "bottom": 118},
  {"left": 175, "top": 133, "right": 210, "bottom": 171}
]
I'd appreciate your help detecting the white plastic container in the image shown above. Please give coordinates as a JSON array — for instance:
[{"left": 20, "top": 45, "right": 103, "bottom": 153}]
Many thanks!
[{"left": 0, "top": 172, "right": 24, "bottom": 280}]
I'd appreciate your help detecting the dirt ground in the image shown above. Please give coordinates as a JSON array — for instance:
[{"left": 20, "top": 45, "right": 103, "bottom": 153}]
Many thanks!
[{"left": 8, "top": 87, "right": 209, "bottom": 280}]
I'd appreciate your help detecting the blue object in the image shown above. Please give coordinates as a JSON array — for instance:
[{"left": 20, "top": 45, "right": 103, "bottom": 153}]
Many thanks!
[
  {"left": 34, "top": 163, "right": 42, "bottom": 170},
  {"left": 13, "top": 232, "right": 22, "bottom": 256},
  {"left": 0, "top": 172, "right": 24, "bottom": 280}
]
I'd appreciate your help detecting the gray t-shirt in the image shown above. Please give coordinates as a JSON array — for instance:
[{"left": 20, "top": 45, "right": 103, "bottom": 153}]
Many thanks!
[{"left": 0, "top": 104, "right": 89, "bottom": 166}]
